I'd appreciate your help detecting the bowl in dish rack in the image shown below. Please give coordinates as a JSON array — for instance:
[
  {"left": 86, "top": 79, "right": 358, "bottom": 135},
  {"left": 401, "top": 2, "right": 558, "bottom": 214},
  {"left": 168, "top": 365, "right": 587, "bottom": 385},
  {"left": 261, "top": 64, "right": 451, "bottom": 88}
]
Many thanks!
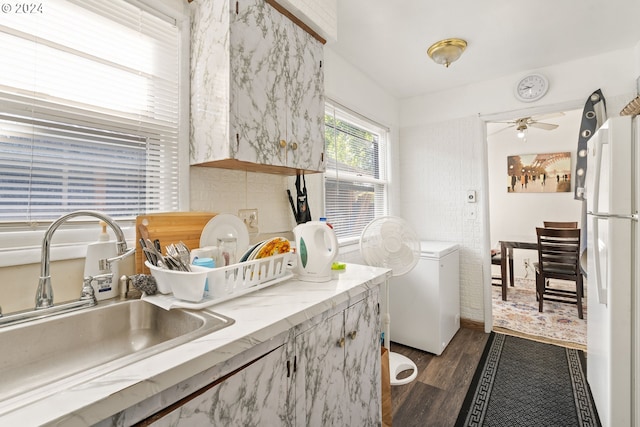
[{"left": 145, "top": 261, "right": 210, "bottom": 302}]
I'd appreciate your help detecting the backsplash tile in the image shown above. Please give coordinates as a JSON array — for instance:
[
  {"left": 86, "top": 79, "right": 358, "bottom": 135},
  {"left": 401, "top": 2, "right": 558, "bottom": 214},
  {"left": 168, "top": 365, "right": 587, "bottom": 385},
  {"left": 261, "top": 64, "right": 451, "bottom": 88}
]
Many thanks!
[{"left": 190, "top": 166, "right": 294, "bottom": 234}]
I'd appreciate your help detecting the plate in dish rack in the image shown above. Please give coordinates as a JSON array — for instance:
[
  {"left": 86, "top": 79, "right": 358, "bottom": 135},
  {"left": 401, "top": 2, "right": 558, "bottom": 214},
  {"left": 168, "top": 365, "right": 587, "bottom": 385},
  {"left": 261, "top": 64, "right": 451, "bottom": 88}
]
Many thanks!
[
  {"left": 239, "top": 241, "right": 262, "bottom": 263},
  {"left": 254, "top": 237, "right": 290, "bottom": 260},
  {"left": 200, "top": 214, "right": 250, "bottom": 254}
]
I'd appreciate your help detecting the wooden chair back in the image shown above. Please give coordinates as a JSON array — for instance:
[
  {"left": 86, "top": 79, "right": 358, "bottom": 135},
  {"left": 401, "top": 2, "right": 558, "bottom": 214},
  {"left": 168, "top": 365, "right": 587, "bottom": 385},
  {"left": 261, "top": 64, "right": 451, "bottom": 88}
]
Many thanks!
[
  {"left": 543, "top": 221, "right": 578, "bottom": 229},
  {"left": 535, "top": 226, "right": 583, "bottom": 318},
  {"left": 536, "top": 227, "right": 581, "bottom": 277}
]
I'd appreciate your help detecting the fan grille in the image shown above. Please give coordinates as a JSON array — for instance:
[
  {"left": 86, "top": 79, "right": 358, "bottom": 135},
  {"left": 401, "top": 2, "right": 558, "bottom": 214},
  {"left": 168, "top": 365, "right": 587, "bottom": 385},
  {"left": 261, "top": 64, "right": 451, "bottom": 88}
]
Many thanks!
[{"left": 360, "top": 216, "right": 420, "bottom": 276}]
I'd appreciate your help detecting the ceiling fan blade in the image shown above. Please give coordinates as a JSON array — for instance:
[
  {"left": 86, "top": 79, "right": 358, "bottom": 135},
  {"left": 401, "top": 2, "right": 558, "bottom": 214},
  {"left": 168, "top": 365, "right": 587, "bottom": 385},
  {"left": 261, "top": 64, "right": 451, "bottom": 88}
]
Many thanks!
[
  {"left": 529, "top": 122, "right": 559, "bottom": 130},
  {"left": 489, "top": 124, "right": 515, "bottom": 136},
  {"left": 531, "top": 112, "right": 565, "bottom": 121}
]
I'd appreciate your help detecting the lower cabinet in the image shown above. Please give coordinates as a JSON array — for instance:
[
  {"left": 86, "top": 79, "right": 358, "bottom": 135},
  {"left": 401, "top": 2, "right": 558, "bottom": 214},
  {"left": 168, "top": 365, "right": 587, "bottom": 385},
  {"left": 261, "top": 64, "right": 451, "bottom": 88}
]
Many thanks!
[
  {"left": 149, "top": 344, "right": 290, "bottom": 426},
  {"left": 294, "top": 291, "right": 381, "bottom": 426},
  {"left": 143, "top": 290, "right": 380, "bottom": 426}
]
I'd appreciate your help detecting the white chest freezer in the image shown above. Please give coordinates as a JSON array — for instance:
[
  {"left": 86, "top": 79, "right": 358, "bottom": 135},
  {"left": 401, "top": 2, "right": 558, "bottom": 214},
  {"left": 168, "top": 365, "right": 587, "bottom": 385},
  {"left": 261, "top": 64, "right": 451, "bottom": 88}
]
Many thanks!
[{"left": 389, "top": 241, "right": 460, "bottom": 355}]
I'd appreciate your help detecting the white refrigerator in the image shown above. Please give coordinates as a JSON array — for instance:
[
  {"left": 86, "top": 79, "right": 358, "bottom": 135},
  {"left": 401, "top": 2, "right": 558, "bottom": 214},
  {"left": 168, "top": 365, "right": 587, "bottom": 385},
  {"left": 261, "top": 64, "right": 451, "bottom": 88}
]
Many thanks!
[{"left": 585, "top": 115, "right": 639, "bottom": 427}]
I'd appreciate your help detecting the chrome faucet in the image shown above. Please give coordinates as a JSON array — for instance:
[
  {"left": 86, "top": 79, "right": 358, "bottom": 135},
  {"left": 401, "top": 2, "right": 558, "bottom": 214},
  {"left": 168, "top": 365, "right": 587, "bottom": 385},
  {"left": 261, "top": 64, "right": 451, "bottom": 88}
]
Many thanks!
[{"left": 35, "top": 210, "right": 135, "bottom": 309}]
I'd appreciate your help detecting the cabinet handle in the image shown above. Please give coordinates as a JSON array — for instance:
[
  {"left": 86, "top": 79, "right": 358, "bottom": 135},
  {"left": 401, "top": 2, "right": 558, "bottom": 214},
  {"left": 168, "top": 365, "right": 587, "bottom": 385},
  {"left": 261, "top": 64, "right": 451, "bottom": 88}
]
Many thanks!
[
  {"left": 279, "top": 140, "right": 287, "bottom": 148},
  {"left": 289, "top": 142, "right": 298, "bottom": 151},
  {"left": 348, "top": 330, "right": 357, "bottom": 340},
  {"left": 337, "top": 337, "right": 345, "bottom": 348},
  {"left": 287, "top": 360, "right": 291, "bottom": 377}
]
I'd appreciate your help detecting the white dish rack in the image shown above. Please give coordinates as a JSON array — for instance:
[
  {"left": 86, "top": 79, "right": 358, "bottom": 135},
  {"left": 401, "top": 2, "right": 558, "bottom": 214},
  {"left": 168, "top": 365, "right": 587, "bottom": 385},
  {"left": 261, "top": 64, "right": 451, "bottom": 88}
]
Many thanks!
[{"left": 143, "top": 252, "right": 294, "bottom": 310}]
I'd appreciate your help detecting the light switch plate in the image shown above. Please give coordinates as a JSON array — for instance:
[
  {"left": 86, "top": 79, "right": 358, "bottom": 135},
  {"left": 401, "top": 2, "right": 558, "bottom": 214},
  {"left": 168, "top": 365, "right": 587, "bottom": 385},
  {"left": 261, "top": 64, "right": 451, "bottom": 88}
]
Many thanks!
[{"left": 467, "top": 190, "right": 477, "bottom": 203}]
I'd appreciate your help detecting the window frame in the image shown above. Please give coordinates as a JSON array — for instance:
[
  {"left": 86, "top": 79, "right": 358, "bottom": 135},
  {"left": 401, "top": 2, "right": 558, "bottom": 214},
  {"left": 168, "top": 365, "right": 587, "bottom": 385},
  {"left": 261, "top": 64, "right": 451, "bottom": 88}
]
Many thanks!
[{"left": 324, "top": 100, "right": 390, "bottom": 245}]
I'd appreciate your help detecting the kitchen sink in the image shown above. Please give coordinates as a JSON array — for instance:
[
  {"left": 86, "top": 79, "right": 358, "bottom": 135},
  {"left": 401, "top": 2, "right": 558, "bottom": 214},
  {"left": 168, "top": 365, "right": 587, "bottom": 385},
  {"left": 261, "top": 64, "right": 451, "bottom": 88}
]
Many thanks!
[{"left": 0, "top": 299, "right": 234, "bottom": 403}]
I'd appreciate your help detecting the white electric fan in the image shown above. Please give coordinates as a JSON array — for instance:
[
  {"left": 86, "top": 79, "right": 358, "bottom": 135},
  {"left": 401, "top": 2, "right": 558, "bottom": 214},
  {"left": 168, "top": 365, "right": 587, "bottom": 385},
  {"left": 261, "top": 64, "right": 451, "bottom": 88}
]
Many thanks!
[{"left": 360, "top": 216, "right": 421, "bottom": 386}]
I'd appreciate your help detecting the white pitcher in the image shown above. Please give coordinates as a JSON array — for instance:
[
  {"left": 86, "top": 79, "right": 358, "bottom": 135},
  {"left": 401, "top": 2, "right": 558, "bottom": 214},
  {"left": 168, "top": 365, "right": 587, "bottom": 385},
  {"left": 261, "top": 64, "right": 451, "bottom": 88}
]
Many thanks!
[{"left": 293, "top": 221, "right": 338, "bottom": 282}]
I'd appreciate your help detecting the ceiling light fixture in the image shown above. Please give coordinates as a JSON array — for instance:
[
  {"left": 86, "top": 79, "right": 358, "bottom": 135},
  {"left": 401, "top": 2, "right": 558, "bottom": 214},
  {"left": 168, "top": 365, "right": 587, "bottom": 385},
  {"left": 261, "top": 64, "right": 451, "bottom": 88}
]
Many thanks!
[
  {"left": 427, "top": 38, "right": 467, "bottom": 68},
  {"left": 516, "top": 124, "right": 527, "bottom": 139}
]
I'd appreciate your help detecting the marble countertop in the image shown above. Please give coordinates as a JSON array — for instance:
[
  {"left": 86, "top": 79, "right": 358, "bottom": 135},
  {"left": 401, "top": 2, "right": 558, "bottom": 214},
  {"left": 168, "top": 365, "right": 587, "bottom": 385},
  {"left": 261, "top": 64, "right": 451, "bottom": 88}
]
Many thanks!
[{"left": 0, "top": 263, "right": 391, "bottom": 426}]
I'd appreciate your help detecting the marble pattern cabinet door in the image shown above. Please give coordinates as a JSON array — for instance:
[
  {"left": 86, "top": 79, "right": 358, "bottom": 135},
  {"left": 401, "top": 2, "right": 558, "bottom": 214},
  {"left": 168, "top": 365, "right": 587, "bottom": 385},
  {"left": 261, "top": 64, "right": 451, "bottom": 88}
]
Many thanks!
[
  {"left": 189, "top": 0, "right": 326, "bottom": 172},
  {"left": 190, "top": 0, "right": 232, "bottom": 164},
  {"left": 149, "top": 344, "right": 289, "bottom": 426},
  {"left": 231, "top": 0, "right": 288, "bottom": 166},
  {"left": 345, "top": 290, "right": 381, "bottom": 426},
  {"left": 285, "top": 18, "right": 324, "bottom": 171},
  {"left": 231, "top": 0, "right": 324, "bottom": 171},
  {"left": 293, "top": 292, "right": 381, "bottom": 426},
  {"left": 294, "top": 310, "right": 346, "bottom": 426}
]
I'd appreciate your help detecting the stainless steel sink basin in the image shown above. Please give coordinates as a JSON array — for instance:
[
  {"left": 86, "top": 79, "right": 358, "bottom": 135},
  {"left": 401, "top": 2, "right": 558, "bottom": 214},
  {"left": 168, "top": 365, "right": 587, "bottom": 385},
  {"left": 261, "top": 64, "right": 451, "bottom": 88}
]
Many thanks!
[{"left": 0, "top": 299, "right": 234, "bottom": 402}]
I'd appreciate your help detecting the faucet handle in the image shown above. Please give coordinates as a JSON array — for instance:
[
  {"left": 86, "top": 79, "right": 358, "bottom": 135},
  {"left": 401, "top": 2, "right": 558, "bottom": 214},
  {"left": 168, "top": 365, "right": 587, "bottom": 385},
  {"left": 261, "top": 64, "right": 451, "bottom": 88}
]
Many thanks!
[{"left": 82, "top": 274, "right": 111, "bottom": 302}]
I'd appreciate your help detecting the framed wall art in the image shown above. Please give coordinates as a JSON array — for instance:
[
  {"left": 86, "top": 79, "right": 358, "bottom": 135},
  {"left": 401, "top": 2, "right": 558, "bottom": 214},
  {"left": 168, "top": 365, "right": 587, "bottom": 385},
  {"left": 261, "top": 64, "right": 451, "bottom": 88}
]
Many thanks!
[{"left": 507, "top": 152, "right": 571, "bottom": 193}]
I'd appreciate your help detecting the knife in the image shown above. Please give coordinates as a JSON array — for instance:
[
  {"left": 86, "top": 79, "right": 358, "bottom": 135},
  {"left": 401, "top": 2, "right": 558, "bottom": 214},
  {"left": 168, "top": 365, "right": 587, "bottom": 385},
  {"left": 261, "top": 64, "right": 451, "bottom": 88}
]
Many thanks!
[{"left": 139, "top": 238, "right": 156, "bottom": 266}]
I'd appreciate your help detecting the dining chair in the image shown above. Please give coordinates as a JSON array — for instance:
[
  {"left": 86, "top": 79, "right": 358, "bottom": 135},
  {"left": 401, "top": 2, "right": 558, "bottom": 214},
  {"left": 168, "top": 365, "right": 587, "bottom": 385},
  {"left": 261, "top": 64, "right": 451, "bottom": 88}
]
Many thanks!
[
  {"left": 543, "top": 221, "right": 578, "bottom": 228},
  {"left": 534, "top": 227, "right": 584, "bottom": 319},
  {"left": 542, "top": 222, "right": 583, "bottom": 297},
  {"left": 491, "top": 251, "right": 503, "bottom": 286}
]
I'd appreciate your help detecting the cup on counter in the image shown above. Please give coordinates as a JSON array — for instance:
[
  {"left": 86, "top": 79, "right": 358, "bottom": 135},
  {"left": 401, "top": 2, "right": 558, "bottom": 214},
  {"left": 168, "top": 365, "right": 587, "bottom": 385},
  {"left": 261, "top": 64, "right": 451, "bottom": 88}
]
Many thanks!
[
  {"left": 192, "top": 257, "right": 215, "bottom": 297},
  {"left": 190, "top": 246, "right": 218, "bottom": 263},
  {"left": 217, "top": 237, "right": 237, "bottom": 267}
]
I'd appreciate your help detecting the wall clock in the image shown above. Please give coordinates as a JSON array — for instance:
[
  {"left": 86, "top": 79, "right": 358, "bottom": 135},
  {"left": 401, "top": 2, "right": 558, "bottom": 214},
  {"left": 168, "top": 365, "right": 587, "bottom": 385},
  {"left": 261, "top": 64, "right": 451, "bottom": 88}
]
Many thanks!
[{"left": 515, "top": 74, "right": 549, "bottom": 102}]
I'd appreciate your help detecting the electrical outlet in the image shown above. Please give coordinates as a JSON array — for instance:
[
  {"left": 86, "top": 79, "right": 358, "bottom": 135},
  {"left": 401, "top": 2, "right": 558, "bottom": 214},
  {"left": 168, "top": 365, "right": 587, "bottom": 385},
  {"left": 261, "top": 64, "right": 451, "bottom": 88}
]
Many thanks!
[
  {"left": 465, "top": 205, "right": 477, "bottom": 219},
  {"left": 238, "top": 208, "right": 259, "bottom": 233},
  {"left": 523, "top": 258, "right": 532, "bottom": 279}
]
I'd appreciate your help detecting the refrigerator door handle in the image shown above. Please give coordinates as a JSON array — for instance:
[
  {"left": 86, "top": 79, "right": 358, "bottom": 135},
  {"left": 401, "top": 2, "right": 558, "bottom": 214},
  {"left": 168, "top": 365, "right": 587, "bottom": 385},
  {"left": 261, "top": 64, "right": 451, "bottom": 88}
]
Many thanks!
[
  {"left": 587, "top": 211, "right": 639, "bottom": 220},
  {"left": 590, "top": 216, "right": 608, "bottom": 306},
  {"left": 589, "top": 133, "right": 606, "bottom": 214}
]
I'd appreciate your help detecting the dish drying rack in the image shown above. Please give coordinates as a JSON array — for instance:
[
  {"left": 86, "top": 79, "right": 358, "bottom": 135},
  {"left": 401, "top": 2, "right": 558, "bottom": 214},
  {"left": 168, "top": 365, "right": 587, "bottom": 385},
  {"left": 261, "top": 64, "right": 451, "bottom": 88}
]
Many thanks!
[{"left": 143, "top": 252, "right": 294, "bottom": 310}]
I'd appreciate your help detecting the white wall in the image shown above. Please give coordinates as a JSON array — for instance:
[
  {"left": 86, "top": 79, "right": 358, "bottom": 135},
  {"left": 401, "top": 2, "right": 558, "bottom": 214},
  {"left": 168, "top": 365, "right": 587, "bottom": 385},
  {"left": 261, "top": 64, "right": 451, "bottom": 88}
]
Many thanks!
[
  {"left": 399, "top": 115, "right": 487, "bottom": 321},
  {"left": 399, "top": 46, "right": 638, "bottom": 325}
]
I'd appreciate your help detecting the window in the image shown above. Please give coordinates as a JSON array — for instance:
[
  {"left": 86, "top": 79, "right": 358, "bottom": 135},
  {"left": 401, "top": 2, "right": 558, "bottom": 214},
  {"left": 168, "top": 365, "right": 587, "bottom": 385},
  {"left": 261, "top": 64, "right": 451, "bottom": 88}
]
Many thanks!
[
  {"left": 324, "top": 101, "right": 388, "bottom": 243},
  {"left": 0, "top": 0, "right": 184, "bottom": 226}
]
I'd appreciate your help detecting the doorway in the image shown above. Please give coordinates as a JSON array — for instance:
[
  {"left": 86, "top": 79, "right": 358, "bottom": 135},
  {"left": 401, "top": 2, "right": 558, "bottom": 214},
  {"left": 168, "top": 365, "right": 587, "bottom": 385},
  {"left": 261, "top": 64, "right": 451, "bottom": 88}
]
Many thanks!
[{"left": 485, "top": 107, "right": 586, "bottom": 349}]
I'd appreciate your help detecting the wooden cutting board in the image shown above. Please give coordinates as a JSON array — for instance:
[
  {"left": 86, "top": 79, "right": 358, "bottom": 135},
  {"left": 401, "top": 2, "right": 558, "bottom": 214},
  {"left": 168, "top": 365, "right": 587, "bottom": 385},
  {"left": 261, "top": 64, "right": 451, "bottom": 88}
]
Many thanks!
[{"left": 135, "top": 211, "right": 217, "bottom": 274}]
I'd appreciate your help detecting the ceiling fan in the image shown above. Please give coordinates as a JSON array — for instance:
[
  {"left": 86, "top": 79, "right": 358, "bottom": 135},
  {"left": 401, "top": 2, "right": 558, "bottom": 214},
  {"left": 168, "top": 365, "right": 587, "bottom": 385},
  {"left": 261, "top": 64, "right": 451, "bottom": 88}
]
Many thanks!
[{"left": 490, "top": 112, "right": 565, "bottom": 139}]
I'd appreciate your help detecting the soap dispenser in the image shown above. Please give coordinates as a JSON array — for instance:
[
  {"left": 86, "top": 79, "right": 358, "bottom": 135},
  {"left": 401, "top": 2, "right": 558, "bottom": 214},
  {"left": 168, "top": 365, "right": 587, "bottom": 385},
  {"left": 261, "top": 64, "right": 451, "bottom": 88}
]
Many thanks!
[{"left": 84, "top": 220, "right": 119, "bottom": 300}]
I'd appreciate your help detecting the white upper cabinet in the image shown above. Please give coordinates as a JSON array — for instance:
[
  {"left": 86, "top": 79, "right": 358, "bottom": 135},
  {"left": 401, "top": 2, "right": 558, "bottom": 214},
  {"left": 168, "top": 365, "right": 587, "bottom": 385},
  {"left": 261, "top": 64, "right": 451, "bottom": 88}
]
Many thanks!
[{"left": 190, "top": 0, "right": 325, "bottom": 175}]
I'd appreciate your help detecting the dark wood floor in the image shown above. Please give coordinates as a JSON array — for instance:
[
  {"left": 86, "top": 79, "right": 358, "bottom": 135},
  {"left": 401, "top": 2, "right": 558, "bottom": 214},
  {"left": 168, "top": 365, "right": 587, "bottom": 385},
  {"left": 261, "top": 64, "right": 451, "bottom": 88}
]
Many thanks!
[{"left": 390, "top": 327, "right": 490, "bottom": 427}]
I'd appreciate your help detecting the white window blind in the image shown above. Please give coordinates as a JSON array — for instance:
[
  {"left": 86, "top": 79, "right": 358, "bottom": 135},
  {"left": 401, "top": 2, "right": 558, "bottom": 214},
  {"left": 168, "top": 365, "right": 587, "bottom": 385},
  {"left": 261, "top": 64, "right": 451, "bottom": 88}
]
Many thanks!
[
  {"left": 0, "top": 0, "right": 181, "bottom": 224},
  {"left": 324, "top": 101, "right": 388, "bottom": 242}
]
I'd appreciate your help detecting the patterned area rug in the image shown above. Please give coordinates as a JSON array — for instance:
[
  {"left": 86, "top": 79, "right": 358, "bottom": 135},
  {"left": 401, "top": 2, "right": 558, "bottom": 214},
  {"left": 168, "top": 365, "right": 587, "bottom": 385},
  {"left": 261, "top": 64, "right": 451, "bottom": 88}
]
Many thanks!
[
  {"left": 492, "top": 277, "right": 586, "bottom": 349},
  {"left": 455, "top": 333, "right": 600, "bottom": 427}
]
